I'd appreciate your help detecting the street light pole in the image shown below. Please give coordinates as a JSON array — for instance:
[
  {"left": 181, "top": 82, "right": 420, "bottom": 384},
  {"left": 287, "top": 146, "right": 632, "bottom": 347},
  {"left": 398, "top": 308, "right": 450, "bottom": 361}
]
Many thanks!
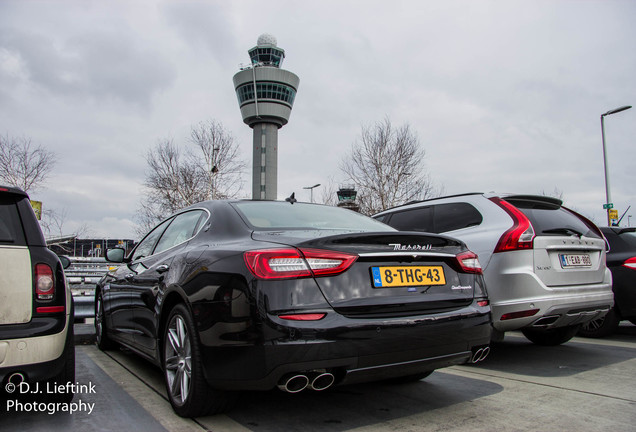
[
  {"left": 303, "top": 183, "right": 321, "bottom": 203},
  {"left": 600, "top": 105, "right": 632, "bottom": 226}
]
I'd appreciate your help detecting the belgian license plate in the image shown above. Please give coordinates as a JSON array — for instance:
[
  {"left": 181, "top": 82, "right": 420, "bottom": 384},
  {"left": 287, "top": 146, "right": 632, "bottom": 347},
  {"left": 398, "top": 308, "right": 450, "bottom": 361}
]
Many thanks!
[
  {"left": 371, "top": 266, "right": 446, "bottom": 288},
  {"left": 559, "top": 253, "right": 592, "bottom": 268}
]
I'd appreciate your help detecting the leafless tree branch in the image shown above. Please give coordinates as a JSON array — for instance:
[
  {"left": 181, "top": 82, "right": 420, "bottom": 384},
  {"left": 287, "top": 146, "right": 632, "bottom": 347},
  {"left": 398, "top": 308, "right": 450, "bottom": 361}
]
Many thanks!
[
  {"left": 340, "top": 117, "right": 441, "bottom": 215},
  {"left": 0, "top": 134, "right": 57, "bottom": 193},
  {"left": 136, "top": 120, "right": 247, "bottom": 231}
]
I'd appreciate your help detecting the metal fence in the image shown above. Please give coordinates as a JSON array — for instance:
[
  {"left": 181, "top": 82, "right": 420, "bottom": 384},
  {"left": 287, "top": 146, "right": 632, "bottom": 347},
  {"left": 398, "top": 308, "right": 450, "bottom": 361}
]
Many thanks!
[{"left": 66, "top": 257, "right": 113, "bottom": 322}]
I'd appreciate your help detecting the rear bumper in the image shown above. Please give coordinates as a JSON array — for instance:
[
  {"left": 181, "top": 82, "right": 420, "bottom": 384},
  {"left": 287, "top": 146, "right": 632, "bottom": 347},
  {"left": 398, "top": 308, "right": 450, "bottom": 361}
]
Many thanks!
[
  {"left": 0, "top": 316, "right": 70, "bottom": 384},
  {"left": 198, "top": 305, "right": 491, "bottom": 391},
  {"left": 492, "top": 288, "right": 614, "bottom": 331}
]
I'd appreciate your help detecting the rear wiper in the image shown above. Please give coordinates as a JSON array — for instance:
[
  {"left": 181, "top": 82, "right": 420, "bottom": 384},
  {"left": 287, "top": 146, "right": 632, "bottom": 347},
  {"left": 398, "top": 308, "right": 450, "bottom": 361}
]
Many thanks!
[{"left": 542, "top": 228, "right": 583, "bottom": 237}]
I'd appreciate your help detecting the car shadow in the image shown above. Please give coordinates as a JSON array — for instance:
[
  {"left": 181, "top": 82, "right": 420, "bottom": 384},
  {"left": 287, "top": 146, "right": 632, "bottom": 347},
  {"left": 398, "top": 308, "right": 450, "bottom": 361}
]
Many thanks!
[
  {"left": 471, "top": 331, "right": 636, "bottom": 378},
  {"left": 228, "top": 371, "right": 503, "bottom": 432}
]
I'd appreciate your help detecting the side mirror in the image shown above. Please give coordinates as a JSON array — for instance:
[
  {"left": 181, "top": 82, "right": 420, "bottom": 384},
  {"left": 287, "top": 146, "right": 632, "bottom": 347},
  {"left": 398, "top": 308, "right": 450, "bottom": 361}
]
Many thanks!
[
  {"left": 58, "top": 255, "right": 72, "bottom": 270},
  {"left": 106, "top": 247, "right": 126, "bottom": 263}
]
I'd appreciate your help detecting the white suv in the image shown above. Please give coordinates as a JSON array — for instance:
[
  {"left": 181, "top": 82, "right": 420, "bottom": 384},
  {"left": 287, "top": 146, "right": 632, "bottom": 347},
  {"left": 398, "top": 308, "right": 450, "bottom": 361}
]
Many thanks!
[
  {"left": 374, "top": 193, "right": 614, "bottom": 345},
  {"left": 0, "top": 185, "right": 74, "bottom": 402}
]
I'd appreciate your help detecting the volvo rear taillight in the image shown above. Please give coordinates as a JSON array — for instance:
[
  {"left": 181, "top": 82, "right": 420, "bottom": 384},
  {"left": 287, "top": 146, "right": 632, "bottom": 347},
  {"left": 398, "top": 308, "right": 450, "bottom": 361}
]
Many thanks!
[
  {"left": 489, "top": 197, "right": 535, "bottom": 253},
  {"left": 244, "top": 248, "right": 358, "bottom": 280},
  {"left": 623, "top": 257, "right": 636, "bottom": 270},
  {"left": 35, "top": 263, "right": 55, "bottom": 300},
  {"left": 456, "top": 251, "right": 482, "bottom": 274}
]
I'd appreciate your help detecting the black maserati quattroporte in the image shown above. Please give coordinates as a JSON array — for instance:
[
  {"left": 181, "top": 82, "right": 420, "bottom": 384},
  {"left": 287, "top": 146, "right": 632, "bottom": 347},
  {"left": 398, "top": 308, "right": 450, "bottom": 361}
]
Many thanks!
[{"left": 96, "top": 200, "right": 491, "bottom": 417}]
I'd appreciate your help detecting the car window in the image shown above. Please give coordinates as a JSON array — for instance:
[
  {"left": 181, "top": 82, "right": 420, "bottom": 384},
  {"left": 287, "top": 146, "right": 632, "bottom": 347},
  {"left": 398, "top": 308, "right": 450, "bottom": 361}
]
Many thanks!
[
  {"left": 154, "top": 210, "right": 206, "bottom": 255},
  {"left": 385, "top": 206, "right": 433, "bottom": 232},
  {"left": 434, "top": 203, "right": 482, "bottom": 233},
  {"left": 507, "top": 199, "right": 600, "bottom": 239},
  {"left": 131, "top": 217, "right": 173, "bottom": 261},
  {"left": 0, "top": 195, "right": 26, "bottom": 245},
  {"left": 234, "top": 202, "right": 394, "bottom": 231},
  {"left": 382, "top": 203, "right": 482, "bottom": 234},
  {"left": 603, "top": 229, "right": 636, "bottom": 254}
]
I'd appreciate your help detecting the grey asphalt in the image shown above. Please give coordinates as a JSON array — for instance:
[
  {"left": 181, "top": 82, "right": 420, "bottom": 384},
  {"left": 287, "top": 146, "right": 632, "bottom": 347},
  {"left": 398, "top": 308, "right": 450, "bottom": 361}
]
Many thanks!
[{"left": 2, "top": 323, "right": 635, "bottom": 431}]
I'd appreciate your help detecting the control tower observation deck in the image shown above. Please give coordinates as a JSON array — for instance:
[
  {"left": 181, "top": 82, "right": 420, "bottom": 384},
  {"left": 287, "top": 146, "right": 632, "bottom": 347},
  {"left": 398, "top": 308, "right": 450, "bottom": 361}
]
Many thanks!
[{"left": 233, "top": 34, "right": 300, "bottom": 200}]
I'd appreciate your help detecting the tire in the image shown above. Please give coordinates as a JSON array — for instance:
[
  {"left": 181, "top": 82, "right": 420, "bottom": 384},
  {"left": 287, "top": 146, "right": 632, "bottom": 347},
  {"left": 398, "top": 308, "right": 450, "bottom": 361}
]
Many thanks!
[
  {"left": 578, "top": 308, "right": 620, "bottom": 338},
  {"left": 521, "top": 325, "right": 581, "bottom": 346},
  {"left": 163, "top": 304, "right": 237, "bottom": 417},
  {"left": 384, "top": 371, "right": 434, "bottom": 384},
  {"left": 95, "top": 293, "right": 117, "bottom": 351}
]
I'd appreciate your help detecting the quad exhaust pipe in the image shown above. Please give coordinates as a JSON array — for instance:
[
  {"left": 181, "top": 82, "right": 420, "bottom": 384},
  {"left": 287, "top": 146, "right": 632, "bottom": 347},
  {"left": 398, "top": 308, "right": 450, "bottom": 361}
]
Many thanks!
[
  {"left": 470, "top": 346, "right": 490, "bottom": 363},
  {"left": 278, "top": 371, "right": 335, "bottom": 393}
]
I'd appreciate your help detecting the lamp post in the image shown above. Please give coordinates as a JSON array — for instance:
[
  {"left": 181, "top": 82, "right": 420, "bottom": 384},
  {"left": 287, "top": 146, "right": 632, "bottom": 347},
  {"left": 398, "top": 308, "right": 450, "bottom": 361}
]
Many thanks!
[
  {"left": 601, "top": 105, "right": 632, "bottom": 226},
  {"left": 303, "top": 183, "right": 321, "bottom": 203}
]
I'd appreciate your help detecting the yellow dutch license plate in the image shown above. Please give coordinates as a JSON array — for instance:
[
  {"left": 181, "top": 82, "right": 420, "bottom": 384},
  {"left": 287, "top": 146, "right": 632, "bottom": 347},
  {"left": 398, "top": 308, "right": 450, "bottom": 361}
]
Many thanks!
[{"left": 371, "top": 266, "right": 446, "bottom": 288}]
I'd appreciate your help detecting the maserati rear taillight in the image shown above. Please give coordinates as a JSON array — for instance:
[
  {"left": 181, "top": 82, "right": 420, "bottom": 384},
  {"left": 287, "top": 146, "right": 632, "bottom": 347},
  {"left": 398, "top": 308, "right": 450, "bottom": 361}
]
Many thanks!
[
  {"left": 490, "top": 197, "right": 535, "bottom": 253},
  {"left": 35, "top": 263, "right": 55, "bottom": 300},
  {"left": 456, "top": 251, "right": 482, "bottom": 274},
  {"left": 623, "top": 257, "right": 636, "bottom": 270},
  {"left": 244, "top": 248, "right": 358, "bottom": 280}
]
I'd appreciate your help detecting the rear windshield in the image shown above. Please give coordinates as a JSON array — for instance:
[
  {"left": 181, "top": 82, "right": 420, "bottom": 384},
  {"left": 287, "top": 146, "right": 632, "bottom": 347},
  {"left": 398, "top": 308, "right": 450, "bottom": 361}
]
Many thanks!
[
  {"left": 233, "top": 201, "right": 395, "bottom": 231},
  {"left": 0, "top": 195, "right": 26, "bottom": 245},
  {"left": 507, "top": 199, "right": 600, "bottom": 239},
  {"left": 603, "top": 229, "right": 636, "bottom": 253}
]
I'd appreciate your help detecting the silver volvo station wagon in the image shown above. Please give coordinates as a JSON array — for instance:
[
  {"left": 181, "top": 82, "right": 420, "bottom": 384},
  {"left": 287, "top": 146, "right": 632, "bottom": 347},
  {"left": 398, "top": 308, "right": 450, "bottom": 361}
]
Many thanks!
[{"left": 374, "top": 193, "right": 614, "bottom": 345}]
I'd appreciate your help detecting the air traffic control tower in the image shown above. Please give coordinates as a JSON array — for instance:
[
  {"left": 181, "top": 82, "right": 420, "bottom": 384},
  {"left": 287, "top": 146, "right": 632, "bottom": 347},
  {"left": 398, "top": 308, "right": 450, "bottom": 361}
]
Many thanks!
[{"left": 233, "top": 34, "right": 300, "bottom": 200}]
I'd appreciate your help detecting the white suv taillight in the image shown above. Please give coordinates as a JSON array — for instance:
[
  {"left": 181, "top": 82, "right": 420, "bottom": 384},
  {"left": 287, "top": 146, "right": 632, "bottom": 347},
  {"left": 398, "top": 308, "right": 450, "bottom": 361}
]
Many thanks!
[
  {"left": 489, "top": 197, "right": 535, "bottom": 253},
  {"left": 35, "top": 263, "right": 55, "bottom": 300}
]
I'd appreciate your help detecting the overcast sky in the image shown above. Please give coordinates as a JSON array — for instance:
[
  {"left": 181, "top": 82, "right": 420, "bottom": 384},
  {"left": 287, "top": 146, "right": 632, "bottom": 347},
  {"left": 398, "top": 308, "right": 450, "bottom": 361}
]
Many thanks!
[{"left": 1, "top": 0, "right": 635, "bottom": 239}]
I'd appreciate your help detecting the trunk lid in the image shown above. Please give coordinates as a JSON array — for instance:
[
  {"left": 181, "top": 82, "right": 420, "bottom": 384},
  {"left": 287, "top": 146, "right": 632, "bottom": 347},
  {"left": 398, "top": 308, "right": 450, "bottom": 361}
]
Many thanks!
[
  {"left": 506, "top": 196, "right": 607, "bottom": 287},
  {"left": 0, "top": 245, "right": 33, "bottom": 325},
  {"left": 252, "top": 230, "right": 478, "bottom": 317},
  {"left": 533, "top": 236, "right": 606, "bottom": 286}
]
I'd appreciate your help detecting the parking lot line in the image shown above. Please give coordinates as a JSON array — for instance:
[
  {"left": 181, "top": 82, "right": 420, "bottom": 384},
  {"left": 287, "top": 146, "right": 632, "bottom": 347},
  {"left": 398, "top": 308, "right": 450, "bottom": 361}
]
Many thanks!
[
  {"left": 83, "top": 346, "right": 202, "bottom": 432},
  {"left": 87, "top": 345, "right": 251, "bottom": 432}
]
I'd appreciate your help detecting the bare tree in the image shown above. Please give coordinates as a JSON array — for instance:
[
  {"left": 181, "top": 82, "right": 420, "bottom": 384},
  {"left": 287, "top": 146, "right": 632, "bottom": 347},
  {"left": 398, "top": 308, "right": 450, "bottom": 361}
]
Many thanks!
[
  {"left": 541, "top": 187, "right": 565, "bottom": 201},
  {"left": 40, "top": 208, "right": 90, "bottom": 247},
  {"left": 137, "top": 120, "right": 246, "bottom": 232},
  {"left": 0, "top": 134, "right": 56, "bottom": 193},
  {"left": 340, "top": 118, "right": 439, "bottom": 215},
  {"left": 189, "top": 120, "right": 246, "bottom": 200},
  {"left": 318, "top": 177, "right": 339, "bottom": 206}
]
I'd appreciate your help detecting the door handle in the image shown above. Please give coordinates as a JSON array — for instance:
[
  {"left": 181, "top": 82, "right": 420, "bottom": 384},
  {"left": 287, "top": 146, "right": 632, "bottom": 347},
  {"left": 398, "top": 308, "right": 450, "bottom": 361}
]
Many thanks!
[{"left": 156, "top": 264, "right": 170, "bottom": 274}]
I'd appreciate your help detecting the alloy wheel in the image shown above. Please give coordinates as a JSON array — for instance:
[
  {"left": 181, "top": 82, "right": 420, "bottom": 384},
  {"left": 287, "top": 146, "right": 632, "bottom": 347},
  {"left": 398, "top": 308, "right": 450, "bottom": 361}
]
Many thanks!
[{"left": 164, "top": 314, "right": 192, "bottom": 406}]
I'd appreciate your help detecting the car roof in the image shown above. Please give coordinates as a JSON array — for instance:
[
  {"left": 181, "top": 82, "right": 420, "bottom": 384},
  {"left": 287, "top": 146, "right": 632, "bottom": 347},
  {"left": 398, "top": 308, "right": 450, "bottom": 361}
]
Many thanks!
[
  {"left": 601, "top": 226, "right": 636, "bottom": 235},
  {"left": 374, "top": 192, "right": 563, "bottom": 215}
]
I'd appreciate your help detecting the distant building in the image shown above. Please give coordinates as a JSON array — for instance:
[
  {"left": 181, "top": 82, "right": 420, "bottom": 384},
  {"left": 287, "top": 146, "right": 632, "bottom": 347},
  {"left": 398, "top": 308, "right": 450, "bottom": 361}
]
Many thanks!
[
  {"left": 337, "top": 185, "right": 360, "bottom": 212},
  {"left": 47, "top": 237, "right": 136, "bottom": 258}
]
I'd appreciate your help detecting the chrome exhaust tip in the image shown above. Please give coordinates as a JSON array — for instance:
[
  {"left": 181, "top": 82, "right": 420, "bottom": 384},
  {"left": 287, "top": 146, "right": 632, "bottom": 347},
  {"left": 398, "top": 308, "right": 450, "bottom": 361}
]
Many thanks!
[
  {"left": 471, "top": 346, "right": 490, "bottom": 363},
  {"left": 277, "top": 374, "right": 309, "bottom": 393},
  {"left": 308, "top": 372, "right": 335, "bottom": 391}
]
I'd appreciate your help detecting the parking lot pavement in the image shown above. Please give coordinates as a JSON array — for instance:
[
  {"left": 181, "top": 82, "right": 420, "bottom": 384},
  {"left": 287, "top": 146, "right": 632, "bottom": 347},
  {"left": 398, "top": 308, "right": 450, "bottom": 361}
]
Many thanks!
[{"left": 2, "top": 324, "right": 635, "bottom": 432}]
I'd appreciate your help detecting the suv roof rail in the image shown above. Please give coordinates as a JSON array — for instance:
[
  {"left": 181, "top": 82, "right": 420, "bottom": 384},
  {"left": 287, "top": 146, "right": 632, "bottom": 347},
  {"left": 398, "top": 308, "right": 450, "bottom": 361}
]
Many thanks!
[{"left": 377, "top": 192, "right": 484, "bottom": 214}]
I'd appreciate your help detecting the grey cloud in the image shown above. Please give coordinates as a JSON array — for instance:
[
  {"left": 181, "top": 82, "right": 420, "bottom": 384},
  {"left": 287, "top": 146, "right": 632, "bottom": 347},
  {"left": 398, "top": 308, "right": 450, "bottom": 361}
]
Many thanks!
[
  {"left": 161, "top": 1, "right": 240, "bottom": 63},
  {"left": 0, "top": 28, "right": 177, "bottom": 109}
]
